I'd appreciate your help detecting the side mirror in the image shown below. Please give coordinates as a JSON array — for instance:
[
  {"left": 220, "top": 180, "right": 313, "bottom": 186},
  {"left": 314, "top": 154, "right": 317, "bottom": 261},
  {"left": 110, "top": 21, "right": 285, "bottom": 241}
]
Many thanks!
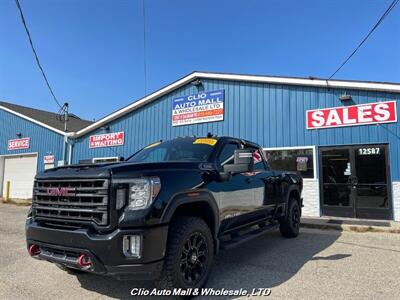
[{"left": 223, "top": 149, "right": 254, "bottom": 174}]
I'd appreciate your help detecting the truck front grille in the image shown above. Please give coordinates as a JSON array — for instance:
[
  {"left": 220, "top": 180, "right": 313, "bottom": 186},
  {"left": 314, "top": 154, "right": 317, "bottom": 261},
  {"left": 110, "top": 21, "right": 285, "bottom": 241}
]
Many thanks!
[{"left": 32, "top": 179, "right": 110, "bottom": 226}]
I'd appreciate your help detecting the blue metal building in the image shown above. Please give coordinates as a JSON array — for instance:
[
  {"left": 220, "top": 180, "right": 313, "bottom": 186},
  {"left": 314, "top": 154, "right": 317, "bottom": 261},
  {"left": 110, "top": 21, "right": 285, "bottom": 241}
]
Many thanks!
[
  {"left": 0, "top": 102, "right": 91, "bottom": 199},
  {"left": 69, "top": 72, "right": 400, "bottom": 221},
  {"left": 2, "top": 72, "right": 400, "bottom": 221}
]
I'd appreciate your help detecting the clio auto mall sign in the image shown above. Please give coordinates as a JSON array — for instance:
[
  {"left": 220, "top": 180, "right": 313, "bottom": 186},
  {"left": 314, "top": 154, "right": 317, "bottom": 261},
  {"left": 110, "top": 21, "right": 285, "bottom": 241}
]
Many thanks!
[
  {"left": 306, "top": 101, "right": 397, "bottom": 129},
  {"left": 172, "top": 90, "right": 224, "bottom": 126}
]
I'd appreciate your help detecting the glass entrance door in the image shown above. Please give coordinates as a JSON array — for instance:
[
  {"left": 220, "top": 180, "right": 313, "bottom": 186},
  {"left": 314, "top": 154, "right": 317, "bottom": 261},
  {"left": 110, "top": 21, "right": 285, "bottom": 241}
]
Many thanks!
[
  {"left": 353, "top": 146, "right": 390, "bottom": 219},
  {"left": 321, "top": 148, "right": 354, "bottom": 218},
  {"left": 320, "top": 145, "right": 392, "bottom": 220}
]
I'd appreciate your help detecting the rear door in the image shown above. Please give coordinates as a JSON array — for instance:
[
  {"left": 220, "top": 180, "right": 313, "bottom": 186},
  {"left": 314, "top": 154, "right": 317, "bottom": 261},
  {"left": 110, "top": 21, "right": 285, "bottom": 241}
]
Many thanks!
[{"left": 244, "top": 146, "right": 278, "bottom": 216}]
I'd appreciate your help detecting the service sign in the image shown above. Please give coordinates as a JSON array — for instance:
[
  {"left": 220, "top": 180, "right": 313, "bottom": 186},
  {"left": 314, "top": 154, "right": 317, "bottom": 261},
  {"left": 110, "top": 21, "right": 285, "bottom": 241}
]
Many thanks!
[
  {"left": 306, "top": 101, "right": 397, "bottom": 129},
  {"left": 89, "top": 132, "right": 125, "bottom": 148},
  {"left": 44, "top": 155, "right": 55, "bottom": 164},
  {"left": 172, "top": 90, "right": 224, "bottom": 126},
  {"left": 7, "top": 138, "right": 30, "bottom": 151}
]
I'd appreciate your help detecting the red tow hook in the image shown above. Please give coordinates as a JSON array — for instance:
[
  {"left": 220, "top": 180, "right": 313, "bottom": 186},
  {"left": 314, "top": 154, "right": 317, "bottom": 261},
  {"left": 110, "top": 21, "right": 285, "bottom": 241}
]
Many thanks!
[
  {"left": 77, "top": 254, "right": 92, "bottom": 268},
  {"left": 28, "top": 244, "right": 40, "bottom": 256}
]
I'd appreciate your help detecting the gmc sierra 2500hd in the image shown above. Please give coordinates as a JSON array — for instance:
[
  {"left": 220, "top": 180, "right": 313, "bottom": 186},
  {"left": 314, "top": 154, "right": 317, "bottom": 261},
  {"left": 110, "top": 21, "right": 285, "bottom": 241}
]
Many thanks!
[{"left": 26, "top": 136, "right": 302, "bottom": 290}]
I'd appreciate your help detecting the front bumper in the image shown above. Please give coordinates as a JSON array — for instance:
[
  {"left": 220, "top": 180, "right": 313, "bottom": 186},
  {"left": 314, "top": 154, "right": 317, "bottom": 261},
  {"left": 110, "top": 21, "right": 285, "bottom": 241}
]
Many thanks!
[{"left": 26, "top": 219, "right": 168, "bottom": 280}]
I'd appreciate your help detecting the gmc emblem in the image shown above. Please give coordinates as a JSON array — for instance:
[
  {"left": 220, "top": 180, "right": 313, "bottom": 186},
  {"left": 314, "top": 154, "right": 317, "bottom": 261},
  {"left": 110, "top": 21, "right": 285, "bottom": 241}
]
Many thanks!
[{"left": 47, "top": 187, "right": 75, "bottom": 197}]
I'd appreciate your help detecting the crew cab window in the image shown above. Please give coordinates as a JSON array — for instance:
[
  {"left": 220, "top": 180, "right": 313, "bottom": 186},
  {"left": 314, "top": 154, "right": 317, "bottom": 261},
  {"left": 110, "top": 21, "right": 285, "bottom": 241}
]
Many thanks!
[
  {"left": 219, "top": 143, "right": 239, "bottom": 165},
  {"left": 142, "top": 148, "right": 167, "bottom": 162}
]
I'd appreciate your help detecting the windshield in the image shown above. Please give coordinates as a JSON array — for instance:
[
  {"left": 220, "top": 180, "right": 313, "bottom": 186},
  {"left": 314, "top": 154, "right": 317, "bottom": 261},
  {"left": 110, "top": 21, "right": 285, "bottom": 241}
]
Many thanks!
[{"left": 128, "top": 138, "right": 216, "bottom": 163}]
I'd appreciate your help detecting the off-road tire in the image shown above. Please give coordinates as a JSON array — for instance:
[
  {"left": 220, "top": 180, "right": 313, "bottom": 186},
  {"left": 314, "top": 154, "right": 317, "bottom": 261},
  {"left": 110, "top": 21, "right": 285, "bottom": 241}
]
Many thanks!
[
  {"left": 279, "top": 199, "right": 301, "bottom": 238},
  {"left": 156, "top": 217, "right": 214, "bottom": 291}
]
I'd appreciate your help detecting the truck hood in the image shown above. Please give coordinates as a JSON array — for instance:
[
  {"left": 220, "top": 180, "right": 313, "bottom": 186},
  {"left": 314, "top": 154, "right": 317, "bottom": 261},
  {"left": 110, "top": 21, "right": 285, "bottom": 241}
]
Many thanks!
[
  {"left": 35, "top": 162, "right": 117, "bottom": 179},
  {"left": 35, "top": 161, "right": 204, "bottom": 180}
]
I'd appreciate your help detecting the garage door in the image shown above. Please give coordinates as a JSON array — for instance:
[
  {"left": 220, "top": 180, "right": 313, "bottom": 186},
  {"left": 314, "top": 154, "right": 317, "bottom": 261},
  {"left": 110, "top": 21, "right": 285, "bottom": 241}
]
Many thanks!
[{"left": 2, "top": 154, "right": 37, "bottom": 199}]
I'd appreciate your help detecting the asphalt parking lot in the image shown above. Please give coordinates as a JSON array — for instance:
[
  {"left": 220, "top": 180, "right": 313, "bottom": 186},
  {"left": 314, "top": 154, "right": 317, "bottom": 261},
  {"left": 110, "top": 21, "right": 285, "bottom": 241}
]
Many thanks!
[{"left": 1, "top": 203, "right": 400, "bottom": 300}]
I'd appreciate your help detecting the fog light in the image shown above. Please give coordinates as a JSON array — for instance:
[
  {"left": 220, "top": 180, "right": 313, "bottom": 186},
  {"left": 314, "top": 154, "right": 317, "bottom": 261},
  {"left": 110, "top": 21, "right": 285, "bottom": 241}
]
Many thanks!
[
  {"left": 77, "top": 254, "right": 92, "bottom": 268},
  {"left": 28, "top": 244, "right": 40, "bottom": 256},
  {"left": 123, "top": 235, "right": 142, "bottom": 258}
]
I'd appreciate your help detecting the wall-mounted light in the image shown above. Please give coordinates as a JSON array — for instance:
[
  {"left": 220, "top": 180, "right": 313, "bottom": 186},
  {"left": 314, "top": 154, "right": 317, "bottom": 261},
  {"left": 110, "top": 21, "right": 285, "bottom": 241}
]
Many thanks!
[
  {"left": 16, "top": 133, "right": 22, "bottom": 138},
  {"left": 339, "top": 93, "right": 352, "bottom": 102},
  {"left": 191, "top": 79, "right": 203, "bottom": 87},
  {"left": 100, "top": 125, "right": 110, "bottom": 131}
]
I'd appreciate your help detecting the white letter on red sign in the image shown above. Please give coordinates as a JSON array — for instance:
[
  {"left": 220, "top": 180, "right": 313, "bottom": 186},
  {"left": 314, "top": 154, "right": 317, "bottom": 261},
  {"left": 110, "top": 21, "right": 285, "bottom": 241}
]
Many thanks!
[
  {"left": 311, "top": 111, "right": 325, "bottom": 127},
  {"left": 374, "top": 103, "right": 390, "bottom": 121},
  {"left": 342, "top": 109, "right": 356, "bottom": 124},
  {"left": 326, "top": 110, "right": 342, "bottom": 126},
  {"left": 358, "top": 105, "right": 373, "bottom": 123}
]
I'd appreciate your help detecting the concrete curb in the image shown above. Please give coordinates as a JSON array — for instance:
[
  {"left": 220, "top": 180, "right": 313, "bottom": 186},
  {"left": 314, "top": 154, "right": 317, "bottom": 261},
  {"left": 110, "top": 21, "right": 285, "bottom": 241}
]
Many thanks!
[
  {"left": 1, "top": 198, "right": 31, "bottom": 206},
  {"left": 301, "top": 218, "right": 400, "bottom": 234}
]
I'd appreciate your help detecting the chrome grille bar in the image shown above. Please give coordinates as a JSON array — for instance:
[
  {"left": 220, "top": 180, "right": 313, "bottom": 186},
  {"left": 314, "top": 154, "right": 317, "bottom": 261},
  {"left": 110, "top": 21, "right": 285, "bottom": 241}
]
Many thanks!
[{"left": 32, "top": 179, "right": 109, "bottom": 226}]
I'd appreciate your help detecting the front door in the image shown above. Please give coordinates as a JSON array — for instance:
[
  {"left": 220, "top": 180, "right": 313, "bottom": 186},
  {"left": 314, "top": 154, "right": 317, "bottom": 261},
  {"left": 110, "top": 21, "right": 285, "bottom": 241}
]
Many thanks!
[{"left": 320, "top": 145, "right": 392, "bottom": 220}]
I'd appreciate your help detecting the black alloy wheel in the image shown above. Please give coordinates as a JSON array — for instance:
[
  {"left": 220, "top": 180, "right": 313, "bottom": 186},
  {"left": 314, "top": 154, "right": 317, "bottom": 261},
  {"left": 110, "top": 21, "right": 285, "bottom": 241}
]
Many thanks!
[
  {"left": 180, "top": 232, "right": 208, "bottom": 284},
  {"left": 156, "top": 217, "right": 214, "bottom": 291},
  {"left": 279, "top": 198, "right": 301, "bottom": 238}
]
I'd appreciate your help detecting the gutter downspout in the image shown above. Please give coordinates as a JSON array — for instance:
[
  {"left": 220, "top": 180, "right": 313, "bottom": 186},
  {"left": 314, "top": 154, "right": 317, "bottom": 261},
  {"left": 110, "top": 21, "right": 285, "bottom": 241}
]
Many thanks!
[{"left": 68, "top": 141, "right": 72, "bottom": 165}]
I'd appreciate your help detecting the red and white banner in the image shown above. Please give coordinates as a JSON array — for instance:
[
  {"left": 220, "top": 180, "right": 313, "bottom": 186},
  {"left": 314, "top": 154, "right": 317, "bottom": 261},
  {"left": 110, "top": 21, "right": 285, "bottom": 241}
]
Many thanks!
[
  {"left": 89, "top": 132, "right": 125, "bottom": 148},
  {"left": 306, "top": 101, "right": 397, "bottom": 129},
  {"left": 7, "top": 138, "right": 30, "bottom": 151}
]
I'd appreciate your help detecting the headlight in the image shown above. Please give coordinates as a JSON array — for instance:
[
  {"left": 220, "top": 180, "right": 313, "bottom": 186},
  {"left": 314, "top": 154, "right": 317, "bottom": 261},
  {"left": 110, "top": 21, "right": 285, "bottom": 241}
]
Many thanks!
[{"left": 115, "top": 177, "right": 161, "bottom": 211}]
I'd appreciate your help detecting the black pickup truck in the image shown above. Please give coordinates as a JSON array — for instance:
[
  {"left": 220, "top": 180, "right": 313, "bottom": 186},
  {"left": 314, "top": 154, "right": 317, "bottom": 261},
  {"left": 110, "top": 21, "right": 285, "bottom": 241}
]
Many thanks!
[{"left": 26, "top": 136, "right": 302, "bottom": 290}]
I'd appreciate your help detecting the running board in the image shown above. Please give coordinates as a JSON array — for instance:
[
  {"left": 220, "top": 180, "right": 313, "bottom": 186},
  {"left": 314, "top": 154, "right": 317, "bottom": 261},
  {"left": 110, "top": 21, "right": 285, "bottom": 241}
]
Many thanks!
[{"left": 220, "top": 222, "right": 280, "bottom": 250}]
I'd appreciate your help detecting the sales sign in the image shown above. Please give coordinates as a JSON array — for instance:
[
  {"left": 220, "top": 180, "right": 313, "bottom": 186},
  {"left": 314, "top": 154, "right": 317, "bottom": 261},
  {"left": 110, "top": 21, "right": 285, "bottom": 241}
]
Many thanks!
[
  {"left": 306, "top": 101, "right": 397, "bottom": 129},
  {"left": 89, "top": 132, "right": 125, "bottom": 148},
  {"left": 8, "top": 138, "right": 30, "bottom": 150},
  {"left": 172, "top": 90, "right": 224, "bottom": 126}
]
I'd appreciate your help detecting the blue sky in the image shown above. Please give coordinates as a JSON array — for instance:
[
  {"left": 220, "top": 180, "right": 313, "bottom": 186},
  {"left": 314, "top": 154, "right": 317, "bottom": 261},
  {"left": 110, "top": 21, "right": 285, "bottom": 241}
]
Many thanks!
[{"left": 1, "top": 0, "right": 399, "bottom": 121}]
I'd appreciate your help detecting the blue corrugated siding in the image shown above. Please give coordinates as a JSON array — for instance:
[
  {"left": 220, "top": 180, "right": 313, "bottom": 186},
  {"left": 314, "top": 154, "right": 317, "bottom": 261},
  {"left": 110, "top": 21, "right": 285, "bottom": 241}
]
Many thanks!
[
  {"left": 72, "top": 79, "right": 400, "bottom": 180},
  {"left": 0, "top": 109, "right": 64, "bottom": 172}
]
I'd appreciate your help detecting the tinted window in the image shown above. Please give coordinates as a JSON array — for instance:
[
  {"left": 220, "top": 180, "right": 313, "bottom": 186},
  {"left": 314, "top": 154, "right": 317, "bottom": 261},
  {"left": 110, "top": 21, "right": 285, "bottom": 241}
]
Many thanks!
[
  {"left": 128, "top": 138, "right": 214, "bottom": 163},
  {"left": 219, "top": 143, "right": 239, "bottom": 165},
  {"left": 265, "top": 148, "right": 314, "bottom": 178}
]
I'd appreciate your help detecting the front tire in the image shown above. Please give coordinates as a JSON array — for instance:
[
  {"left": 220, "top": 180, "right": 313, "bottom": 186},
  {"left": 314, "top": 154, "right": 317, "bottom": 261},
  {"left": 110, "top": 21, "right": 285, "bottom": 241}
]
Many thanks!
[
  {"left": 156, "top": 217, "right": 214, "bottom": 291},
  {"left": 279, "top": 199, "right": 301, "bottom": 238}
]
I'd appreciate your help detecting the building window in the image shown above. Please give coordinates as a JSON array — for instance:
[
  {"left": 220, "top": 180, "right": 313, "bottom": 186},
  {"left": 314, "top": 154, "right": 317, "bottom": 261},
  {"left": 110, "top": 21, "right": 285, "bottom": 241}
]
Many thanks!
[{"left": 264, "top": 147, "right": 315, "bottom": 179}]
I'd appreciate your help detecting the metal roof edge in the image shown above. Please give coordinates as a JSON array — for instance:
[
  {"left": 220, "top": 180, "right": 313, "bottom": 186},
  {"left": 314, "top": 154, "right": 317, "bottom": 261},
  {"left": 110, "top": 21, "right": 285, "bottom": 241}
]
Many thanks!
[
  {"left": 196, "top": 72, "right": 400, "bottom": 91},
  {"left": 0, "top": 105, "right": 68, "bottom": 136}
]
